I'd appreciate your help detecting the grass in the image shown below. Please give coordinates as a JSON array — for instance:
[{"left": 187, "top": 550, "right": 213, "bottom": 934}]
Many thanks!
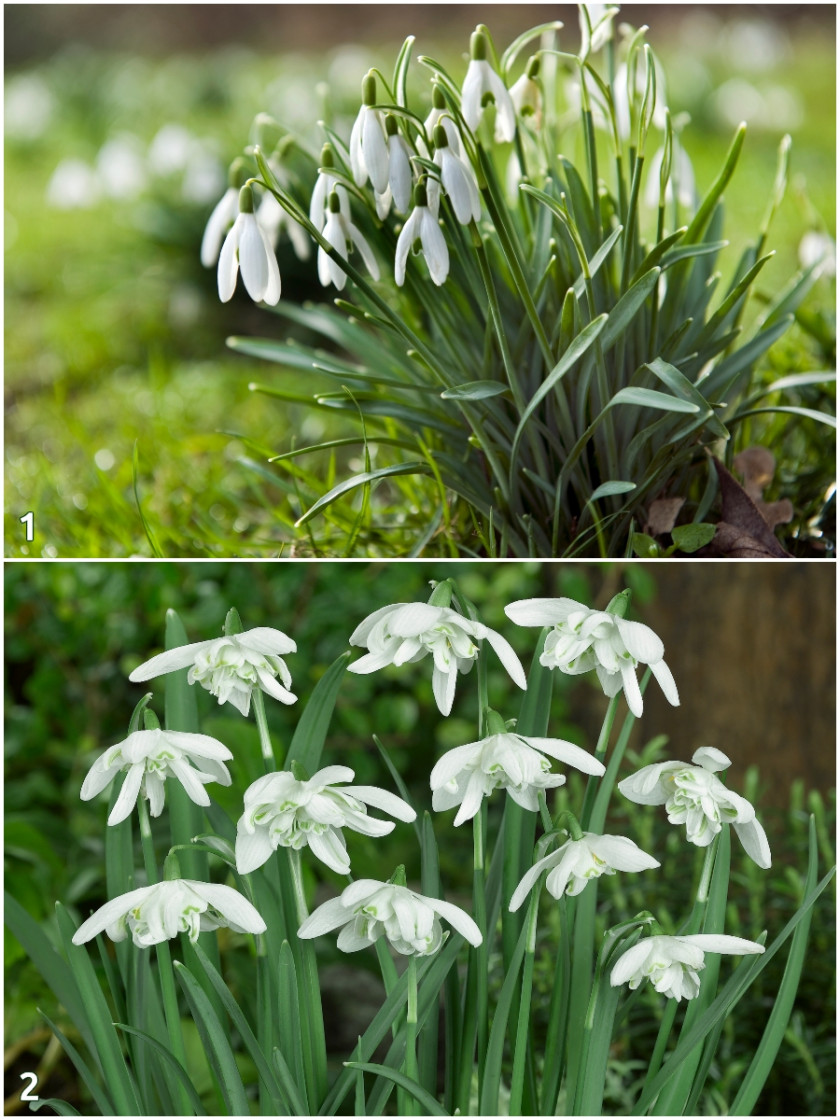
[{"left": 4, "top": 11, "right": 835, "bottom": 557}]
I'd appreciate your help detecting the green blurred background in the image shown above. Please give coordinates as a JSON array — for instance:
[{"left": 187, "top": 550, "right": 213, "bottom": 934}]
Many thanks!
[
  {"left": 4, "top": 4, "right": 836, "bottom": 557},
  {"left": 4, "top": 560, "right": 836, "bottom": 1112}
]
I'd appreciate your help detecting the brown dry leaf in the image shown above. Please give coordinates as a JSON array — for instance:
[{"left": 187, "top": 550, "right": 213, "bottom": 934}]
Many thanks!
[
  {"left": 707, "top": 458, "right": 792, "bottom": 557},
  {"left": 645, "top": 497, "right": 685, "bottom": 537},
  {"left": 732, "top": 445, "right": 795, "bottom": 532}
]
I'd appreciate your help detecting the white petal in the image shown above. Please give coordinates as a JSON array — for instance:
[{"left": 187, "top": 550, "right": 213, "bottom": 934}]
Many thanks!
[
  {"left": 419, "top": 209, "right": 449, "bottom": 285},
  {"left": 129, "top": 639, "right": 215, "bottom": 681},
  {"left": 619, "top": 662, "right": 643, "bottom": 718},
  {"left": 649, "top": 658, "right": 680, "bottom": 707},
  {"left": 614, "top": 618, "right": 664, "bottom": 663},
  {"left": 609, "top": 940, "right": 652, "bottom": 987},
  {"left": 504, "top": 598, "right": 584, "bottom": 627},
  {"left": 298, "top": 896, "right": 356, "bottom": 939},
  {"left": 200, "top": 187, "right": 238, "bottom": 267},
  {"left": 168, "top": 757, "right": 212, "bottom": 806},
  {"left": 349, "top": 109, "right": 366, "bottom": 186},
  {"left": 347, "top": 649, "right": 398, "bottom": 675},
  {"left": 257, "top": 224, "right": 282, "bottom": 305},
  {"left": 482, "top": 629, "right": 527, "bottom": 690},
  {"left": 349, "top": 785, "right": 416, "bottom": 822},
  {"left": 425, "top": 896, "right": 483, "bottom": 946},
  {"left": 258, "top": 673, "right": 297, "bottom": 706},
  {"left": 107, "top": 765, "right": 144, "bottom": 825},
  {"left": 217, "top": 219, "right": 241, "bottom": 302},
  {"left": 238, "top": 215, "right": 272, "bottom": 302},
  {"left": 524, "top": 736, "right": 605, "bottom": 775},
  {"left": 617, "top": 762, "right": 678, "bottom": 804},
  {"left": 349, "top": 604, "right": 400, "bottom": 646},
  {"left": 461, "top": 60, "right": 484, "bottom": 131},
  {"left": 73, "top": 885, "right": 156, "bottom": 944},
  {"left": 433, "top": 664, "right": 458, "bottom": 716},
  {"left": 235, "top": 826, "right": 275, "bottom": 874},
  {"left": 394, "top": 211, "right": 420, "bottom": 287},
  {"left": 675, "top": 934, "right": 765, "bottom": 956},
  {"left": 588, "top": 833, "right": 660, "bottom": 872},
  {"left": 388, "top": 137, "right": 413, "bottom": 213},
  {"left": 430, "top": 742, "right": 483, "bottom": 789},
  {"left": 348, "top": 222, "right": 380, "bottom": 281},
  {"left": 308, "top": 829, "right": 351, "bottom": 875},
  {"left": 733, "top": 818, "right": 772, "bottom": 869},
  {"left": 692, "top": 746, "right": 731, "bottom": 772},
  {"left": 340, "top": 878, "right": 386, "bottom": 909},
  {"left": 453, "top": 769, "right": 489, "bottom": 827},
  {"left": 162, "top": 731, "right": 233, "bottom": 761},
  {"left": 363, "top": 109, "right": 389, "bottom": 194},
  {"left": 509, "top": 851, "right": 556, "bottom": 912},
  {"left": 188, "top": 881, "right": 266, "bottom": 934}
]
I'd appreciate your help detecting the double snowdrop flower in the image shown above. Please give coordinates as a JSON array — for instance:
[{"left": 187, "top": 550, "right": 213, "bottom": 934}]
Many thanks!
[
  {"left": 504, "top": 593, "right": 679, "bottom": 718},
  {"left": 618, "top": 747, "right": 772, "bottom": 867},
  {"left": 510, "top": 831, "right": 659, "bottom": 911},
  {"left": 298, "top": 873, "right": 482, "bottom": 956},
  {"left": 318, "top": 189, "right": 380, "bottom": 291},
  {"left": 350, "top": 71, "right": 389, "bottom": 195},
  {"left": 395, "top": 179, "right": 449, "bottom": 286},
  {"left": 610, "top": 933, "right": 764, "bottom": 1002},
  {"left": 430, "top": 717, "right": 604, "bottom": 826},
  {"left": 73, "top": 879, "right": 266, "bottom": 949},
  {"left": 216, "top": 185, "right": 281, "bottom": 306},
  {"left": 461, "top": 29, "right": 517, "bottom": 142},
  {"left": 80, "top": 728, "right": 233, "bottom": 825},
  {"left": 348, "top": 590, "right": 526, "bottom": 716},
  {"left": 235, "top": 765, "right": 416, "bottom": 875},
  {"left": 130, "top": 625, "right": 297, "bottom": 717}
]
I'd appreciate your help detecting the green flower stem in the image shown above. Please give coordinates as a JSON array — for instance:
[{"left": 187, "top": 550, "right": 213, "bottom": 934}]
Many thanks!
[
  {"left": 473, "top": 806, "right": 489, "bottom": 1081},
  {"left": 136, "top": 800, "right": 191, "bottom": 1114},
  {"left": 541, "top": 894, "right": 572, "bottom": 1111},
  {"left": 509, "top": 885, "right": 540, "bottom": 1115},
  {"left": 579, "top": 694, "right": 620, "bottom": 831},
  {"left": 400, "top": 955, "right": 420, "bottom": 1116},
  {"left": 251, "top": 689, "right": 277, "bottom": 773}
]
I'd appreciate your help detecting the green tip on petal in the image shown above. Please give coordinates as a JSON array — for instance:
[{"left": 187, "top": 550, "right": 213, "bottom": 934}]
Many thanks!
[
  {"left": 362, "top": 71, "right": 377, "bottom": 106},
  {"left": 606, "top": 589, "right": 632, "bottom": 617},
  {"left": 238, "top": 185, "right": 255, "bottom": 214},
  {"left": 470, "top": 29, "right": 488, "bottom": 61}
]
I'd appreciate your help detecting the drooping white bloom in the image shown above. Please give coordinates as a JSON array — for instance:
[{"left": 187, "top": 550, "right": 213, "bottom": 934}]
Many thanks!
[
  {"left": 72, "top": 879, "right": 266, "bottom": 948},
  {"left": 423, "top": 93, "right": 463, "bottom": 158},
  {"left": 510, "top": 56, "right": 543, "bottom": 129},
  {"left": 217, "top": 186, "right": 282, "bottom": 305},
  {"left": 383, "top": 114, "right": 414, "bottom": 214},
  {"left": 504, "top": 594, "right": 679, "bottom": 718},
  {"left": 395, "top": 182, "right": 449, "bottom": 287},
  {"left": 610, "top": 933, "right": 764, "bottom": 1002},
  {"left": 201, "top": 186, "right": 239, "bottom": 266},
  {"left": 349, "top": 71, "right": 389, "bottom": 194},
  {"left": 509, "top": 831, "right": 659, "bottom": 911},
  {"left": 129, "top": 626, "right": 297, "bottom": 716},
  {"left": 432, "top": 127, "right": 481, "bottom": 225},
  {"left": 461, "top": 30, "right": 517, "bottom": 143},
  {"left": 431, "top": 729, "right": 604, "bottom": 826},
  {"left": 318, "top": 190, "right": 380, "bottom": 291},
  {"left": 618, "top": 746, "right": 772, "bottom": 868},
  {"left": 80, "top": 728, "right": 233, "bottom": 826},
  {"left": 310, "top": 144, "right": 351, "bottom": 233},
  {"left": 298, "top": 876, "right": 482, "bottom": 956},
  {"left": 236, "top": 765, "right": 416, "bottom": 875},
  {"left": 348, "top": 599, "right": 526, "bottom": 715},
  {"left": 579, "top": 4, "right": 619, "bottom": 55}
]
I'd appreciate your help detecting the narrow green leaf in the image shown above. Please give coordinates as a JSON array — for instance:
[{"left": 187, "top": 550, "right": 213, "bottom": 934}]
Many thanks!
[
  {"left": 440, "top": 380, "right": 509, "bottom": 400},
  {"left": 479, "top": 917, "right": 529, "bottom": 1114},
  {"left": 296, "top": 462, "right": 431, "bottom": 526},
  {"left": 731, "top": 405, "right": 837, "bottom": 429},
  {"left": 273, "top": 1046, "right": 309, "bottom": 1116},
  {"left": 343, "top": 1063, "right": 448, "bottom": 1115},
  {"left": 174, "top": 960, "right": 250, "bottom": 1116},
  {"left": 609, "top": 387, "right": 699, "bottom": 413},
  {"left": 660, "top": 240, "right": 728, "bottom": 268},
  {"left": 29, "top": 1101, "right": 81, "bottom": 1116},
  {"left": 599, "top": 268, "right": 660, "bottom": 353},
  {"left": 644, "top": 357, "right": 730, "bottom": 439},
  {"left": 589, "top": 480, "right": 637, "bottom": 502},
  {"left": 285, "top": 651, "right": 351, "bottom": 773},
  {"left": 114, "top": 1024, "right": 207, "bottom": 1115},
  {"left": 38, "top": 1010, "right": 115, "bottom": 1116}
]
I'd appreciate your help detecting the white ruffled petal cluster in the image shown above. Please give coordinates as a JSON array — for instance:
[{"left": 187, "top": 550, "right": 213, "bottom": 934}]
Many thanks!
[
  {"left": 298, "top": 878, "right": 482, "bottom": 956},
  {"left": 72, "top": 879, "right": 266, "bottom": 948},
  {"left": 510, "top": 831, "right": 659, "bottom": 911},
  {"left": 348, "top": 601, "right": 526, "bottom": 715},
  {"left": 130, "top": 626, "right": 297, "bottom": 717},
  {"left": 235, "top": 765, "right": 416, "bottom": 875},
  {"left": 430, "top": 731, "right": 604, "bottom": 826},
  {"left": 618, "top": 746, "right": 772, "bottom": 867},
  {"left": 610, "top": 933, "right": 764, "bottom": 1002},
  {"left": 504, "top": 596, "right": 679, "bottom": 718},
  {"left": 80, "top": 728, "right": 233, "bottom": 825}
]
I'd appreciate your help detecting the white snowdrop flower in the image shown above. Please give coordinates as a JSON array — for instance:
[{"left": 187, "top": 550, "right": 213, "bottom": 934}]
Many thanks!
[
  {"left": 257, "top": 189, "right": 311, "bottom": 260},
  {"left": 201, "top": 159, "right": 250, "bottom": 267},
  {"left": 349, "top": 589, "right": 526, "bottom": 715},
  {"left": 215, "top": 185, "right": 282, "bottom": 305},
  {"left": 395, "top": 179, "right": 450, "bottom": 287},
  {"left": 431, "top": 716, "right": 604, "bottom": 826},
  {"left": 618, "top": 746, "right": 772, "bottom": 868},
  {"left": 461, "top": 29, "right": 517, "bottom": 142},
  {"left": 799, "top": 231, "right": 836, "bottom": 279},
  {"left": 505, "top": 592, "right": 678, "bottom": 718},
  {"left": 383, "top": 113, "right": 414, "bottom": 214},
  {"left": 235, "top": 765, "right": 416, "bottom": 875},
  {"left": 130, "top": 623, "right": 297, "bottom": 716},
  {"left": 579, "top": 4, "right": 619, "bottom": 55},
  {"left": 510, "top": 56, "right": 543, "bottom": 129},
  {"left": 613, "top": 58, "right": 668, "bottom": 142},
  {"left": 72, "top": 879, "right": 266, "bottom": 948},
  {"left": 645, "top": 141, "right": 696, "bottom": 209},
  {"left": 349, "top": 70, "right": 389, "bottom": 194},
  {"left": 310, "top": 143, "right": 351, "bottom": 233},
  {"left": 318, "top": 190, "right": 380, "bottom": 291},
  {"left": 298, "top": 871, "right": 482, "bottom": 956},
  {"left": 80, "top": 728, "right": 233, "bottom": 826},
  {"left": 610, "top": 933, "right": 764, "bottom": 1002},
  {"left": 510, "top": 831, "right": 659, "bottom": 911},
  {"left": 432, "top": 125, "right": 481, "bottom": 225}
]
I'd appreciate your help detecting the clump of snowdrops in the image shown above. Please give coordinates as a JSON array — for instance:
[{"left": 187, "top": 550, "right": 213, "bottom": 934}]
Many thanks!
[
  {"left": 200, "top": 4, "right": 834, "bottom": 557},
  {"left": 6, "top": 576, "right": 832, "bottom": 1115}
]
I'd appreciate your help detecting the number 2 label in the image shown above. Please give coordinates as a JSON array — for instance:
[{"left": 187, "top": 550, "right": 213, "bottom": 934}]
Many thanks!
[{"left": 20, "top": 1072, "right": 39, "bottom": 1101}]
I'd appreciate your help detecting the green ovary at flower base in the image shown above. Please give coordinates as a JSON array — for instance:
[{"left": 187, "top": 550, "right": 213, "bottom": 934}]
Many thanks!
[{"left": 129, "top": 625, "right": 297, "bottom": 716}]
